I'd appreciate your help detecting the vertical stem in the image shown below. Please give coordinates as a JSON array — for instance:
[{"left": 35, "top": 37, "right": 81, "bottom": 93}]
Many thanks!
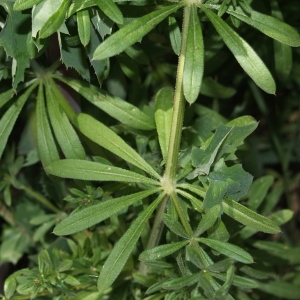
[
  {"left": 140, "top": 7, "right": 192, "bottom": 274},
  {"left": 164, "top": 5, "right": 192, "bottom": 183}
]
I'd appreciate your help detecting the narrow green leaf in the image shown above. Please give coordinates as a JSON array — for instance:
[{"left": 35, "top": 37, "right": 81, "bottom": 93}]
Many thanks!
[
  {"left": 274, "top": 41, "right": 292, "bottom": 80},
  {"left": 97, "top": 193, "right": 164, "bottom": 292},
  {"left": 13, "top": 0, "right": 44, "bottom": 10},
  {"left": 94, "top": 0, "right": 123, "bottom": 24},
  {"left": 203, "top": 8, "right": 276, "bottom": 94},
  {"left": 211, "top": 272, "right": 258, "bottom": 289},
  {"left": 54, "top": 76, "right": 155, "bottom": 130},
  {"left": 53, "top": 188, "right": 159, "bottom": 235},
  {"left": 223, "top": 198, "right": 281, "bottom": 234},
  {"left": 77, "top": 9, "right": 91, "bottom": 47},
  {"left": 183, "top": 5, "right": 204, "bottom": 103},
  {"left": 93, "top": 4, "right": 183, "bottom": 60},
  {"left": 45, "top": 82, "right": 85, "bottom": 159},
  {"left": 46, "top": 159, "right": 159, "bottom": 185},
  {"left": 162, "top": 274, "right": 200, "bottom": 290},
  {"left": 154, "top": 87, "right": 173, "bottom": 159},
  {"left": 200, "top": 77, "right": 236, "bottom": 99},
  {"left": 253, "top": 241, "right": 300, "bottom": 264},
  {"left": 67, "top": 0, "right": 94, "bottom": 18},
  {"left": 162, "top": 214, "right": 189, "bottom": 239},
  {"left": 227, "top": 7, "right": 300, "bottom": 47},
  {"left": 4, "top": 275, "right": 17, "bottom": 299},
  {"left": 139, "top": 241, "right": 188, "bottom": 262},
  {"left": 191, "top": 125, "right": 232, "bottom": 175},
  {"left": 247, "top": 175, "right": 273, "bottom": 210},
  {"left": 258, "top": 281, "right": 300, "bottom": 299},
  {"left": 168, "top": 16, "right": 182, "bottom": 55},
  {"left": 0, "top": 84, "right": 37, "bottom": 159},
  {"left": 36, "top": 83, "right": 60, "bottom": 167},
  {"left": 270, "top": 0, "right": 293, "bottom": 80},
  {"left": 194, "top": 205, "right": 220, "bottom": 237},
  {"left": 75, "top": 113, "right": 161, "bottom": 179},
  {"left": 0, "top": 89, "right": 14, "bottom": 109},
  {"left": 198, "top": 238, "right": 253, "bottom": 264},
  {"left": 39, "top": 0, "right": 71, "bottom": 38}
]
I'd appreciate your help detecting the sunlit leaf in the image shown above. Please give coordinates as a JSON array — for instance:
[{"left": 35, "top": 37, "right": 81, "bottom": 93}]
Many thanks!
[
  {"left": 77, "top": 9, "right": 91, "bottom": 47},
  {"left": 13, "top": 0, "right": 44, "bottom": 10},
  {"left": 203, "top": 8, "right": 276, "bottom": 94},
  {"left": 94, "top": 0, "right": 123, "bottom": 24},
  {"left": 53, "top": 188, "right": 159, "bottom": 235},
  {"left": 93, "top": 4, "right": 183, "bottom": 60},
  {"left": 97, "top": 193, "right": 164, "bottom": 292},
  {"left": 39, "top": 0, "right": 71, "bottom": 38}
]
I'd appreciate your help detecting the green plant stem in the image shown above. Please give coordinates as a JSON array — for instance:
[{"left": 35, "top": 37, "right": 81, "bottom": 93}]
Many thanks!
[
  {"left": 140, "top": 6, "right": 192, "bottom": 274},
  {"left": 139, "top": 194, "right": 168, "bottom": 274},
  {"left": 164, "top": 5, "right": 191, "bottom": 184}
]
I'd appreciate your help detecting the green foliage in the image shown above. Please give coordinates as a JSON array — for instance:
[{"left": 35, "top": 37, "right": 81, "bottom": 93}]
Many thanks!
[{"left": 0, "top": 0, "right": 300, "bottom": 299}]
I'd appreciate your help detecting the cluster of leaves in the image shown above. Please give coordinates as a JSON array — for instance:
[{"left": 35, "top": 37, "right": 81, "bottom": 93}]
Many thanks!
[{"left": 0, "top": 0, "right": 300, "bottom": 299}]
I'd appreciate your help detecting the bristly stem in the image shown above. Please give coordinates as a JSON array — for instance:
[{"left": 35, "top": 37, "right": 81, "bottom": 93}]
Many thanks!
[
  {"left": 140, "top": 6, "right": 193, "bottom": 275},
  {"left": 164, "top": 5, "right": 191, "bottom": 185}
]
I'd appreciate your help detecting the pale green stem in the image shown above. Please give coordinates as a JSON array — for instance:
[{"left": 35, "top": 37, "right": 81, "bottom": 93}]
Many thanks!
[
  {"left": 164, "top": 5, "right": 192, "bottom": 184},
  {"left": 140, "top": 6, "right": 193, "bottom": 274}
]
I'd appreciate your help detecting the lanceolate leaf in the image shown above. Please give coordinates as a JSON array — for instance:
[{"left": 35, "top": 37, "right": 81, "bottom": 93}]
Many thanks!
[
  {"left": 53, "top": 188, "right": 160, "bottom": 235},
  {"left": 198, "top": 238, "right": 253, "bottom": 264},
  {"left": 203, "top": 8, "right": 276, "bottom": 94},
  {"left": 36, "top": 83, "right": 60, "bottom": 167},
  {"left": 45, "top": 159, "right": 160, "bottom": 185},
  {"left": 45, "top": 82, "right": 85, "bottom": 159},
  {"left": 77, "top": 9, "right": 91, "bottom": 47},
  {"left": 97, "top": 193, "right": 164, "bottom": 292},
  {"left": 0, "top": 89, "right": 14, "bottom": 109},
  {"left": 223, "top": 198, "right": 281, "bottom": 234},
  {"left": 93, "top": 4, "right": 183, "bottom": 60},
  {"left": 13, "top": 0, "right": 44, "bottom": 10},
  {"left": 75, "top": 113, "right": 161, "bottom": 179},
  {"left": 94, "top": 0, "right": 123, "bottom": 24},
  {"left": 39, "top": 0, "right": 71, "bottom": 39},
  {"left": 194, "top": 205, "right": 220, "bottom": 237},
  {"left": 183, "top": 5, "right": 204, "bottom": 104},
  {"left": 154, "top": 87, "right": 173, "bottom": 159},
  {"left": 0, "top": 84, "right": 37, "bottom": 159},
  {"left": 168, "top": 16, "right": 182, "bottom": 55},
  {"left": 227, "top": 7, "right": 300, "bottom": 47},
  {"left": 54, "top": 76, "right": 155, "bottom": 130},
  {"left": 139, "top": 241, "right": 189, "bottom": 262}
]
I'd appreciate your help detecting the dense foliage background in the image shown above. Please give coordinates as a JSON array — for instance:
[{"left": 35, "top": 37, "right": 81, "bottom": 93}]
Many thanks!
[{"left": 0, "top": 0, "right": 299, "bottom": 299}]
